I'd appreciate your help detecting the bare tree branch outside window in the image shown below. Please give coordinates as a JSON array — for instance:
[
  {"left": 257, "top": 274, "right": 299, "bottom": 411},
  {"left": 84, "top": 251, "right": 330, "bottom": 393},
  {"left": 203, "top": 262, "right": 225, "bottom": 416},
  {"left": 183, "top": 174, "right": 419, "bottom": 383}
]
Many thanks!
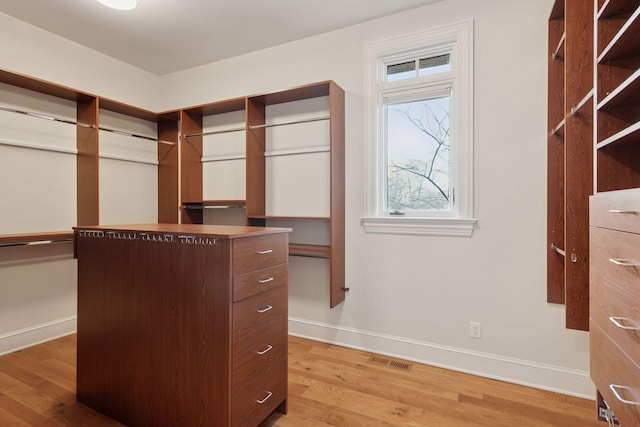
[{"left": 386, "top": 95, "right": 451, "bottom": 212}]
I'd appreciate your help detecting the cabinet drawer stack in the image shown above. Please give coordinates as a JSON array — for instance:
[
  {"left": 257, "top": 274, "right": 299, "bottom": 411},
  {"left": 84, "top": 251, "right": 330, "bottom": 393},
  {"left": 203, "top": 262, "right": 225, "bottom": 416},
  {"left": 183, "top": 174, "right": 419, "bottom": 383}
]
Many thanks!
[
  {"left": 590, "top": 189, "right": 640, "bottom": 425},
  {"left": 75, "top": 224, "right": 290, "bottom": 427},
  {"left": 232, "top": 233, "right": 289, "bottom": 426}
]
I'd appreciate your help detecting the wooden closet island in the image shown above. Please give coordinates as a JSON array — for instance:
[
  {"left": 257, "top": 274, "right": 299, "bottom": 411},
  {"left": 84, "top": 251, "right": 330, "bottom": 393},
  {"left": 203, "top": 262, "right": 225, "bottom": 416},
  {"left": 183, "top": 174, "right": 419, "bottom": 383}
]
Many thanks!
[{"left": 74, "top": 223, "right": 291, "bottom": 427}]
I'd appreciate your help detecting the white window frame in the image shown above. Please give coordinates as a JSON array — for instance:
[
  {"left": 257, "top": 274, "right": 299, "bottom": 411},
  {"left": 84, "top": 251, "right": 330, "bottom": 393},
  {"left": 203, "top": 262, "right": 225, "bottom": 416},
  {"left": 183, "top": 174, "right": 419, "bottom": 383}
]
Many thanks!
[{"left": 362, "top": 19, "right": 476, "bottom": 237}]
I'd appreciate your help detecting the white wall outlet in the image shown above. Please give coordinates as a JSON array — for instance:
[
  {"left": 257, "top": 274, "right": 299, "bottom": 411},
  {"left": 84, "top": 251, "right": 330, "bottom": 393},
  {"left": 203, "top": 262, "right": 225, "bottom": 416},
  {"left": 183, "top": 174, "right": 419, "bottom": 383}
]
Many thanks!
[{"left": 470, "top": 321, "right": 481, "bottom": 339}]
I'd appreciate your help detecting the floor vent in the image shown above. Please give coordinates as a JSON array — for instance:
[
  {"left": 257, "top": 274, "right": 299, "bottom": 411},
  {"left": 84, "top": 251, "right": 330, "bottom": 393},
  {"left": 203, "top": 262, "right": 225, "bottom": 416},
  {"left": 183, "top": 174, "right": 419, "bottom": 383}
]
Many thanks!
[{"left": 368, "top": 355, "right": 412, "bottom": 371}]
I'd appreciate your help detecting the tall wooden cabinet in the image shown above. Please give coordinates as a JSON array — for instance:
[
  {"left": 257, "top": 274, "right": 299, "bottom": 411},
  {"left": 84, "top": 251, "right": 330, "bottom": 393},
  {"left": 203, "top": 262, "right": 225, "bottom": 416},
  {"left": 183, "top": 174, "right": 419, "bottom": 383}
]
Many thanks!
[
  {"left": 75, "top": 224, "right": 290, "bottom": 427},
  {"left": 549, "top": 1, "right": 640, "bottom": 424}
]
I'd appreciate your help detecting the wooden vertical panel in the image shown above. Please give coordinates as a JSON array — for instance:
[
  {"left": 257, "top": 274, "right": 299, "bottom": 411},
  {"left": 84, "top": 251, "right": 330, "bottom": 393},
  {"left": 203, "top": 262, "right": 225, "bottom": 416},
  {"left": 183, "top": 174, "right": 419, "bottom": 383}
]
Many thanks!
[
  {"left": 246, "top": 96, "right": 266, "bottom": 223},
  {"left": 329, "top": 82, "right": 346, "bottom": 308},
  {"left": 157, "top": 117, "right": 179, "bottom": 223},
  {"left": 180, "top": 110, "right": 203, "bottom": 223},
  {"left": 547, "top": 13, "right": 566, "bottom": 304},
  {"left": 564, "top": 0, "right": 594, "bottom": 331},
  {"left": 76, "top": 97, "right": 99, "bottom": 226}
]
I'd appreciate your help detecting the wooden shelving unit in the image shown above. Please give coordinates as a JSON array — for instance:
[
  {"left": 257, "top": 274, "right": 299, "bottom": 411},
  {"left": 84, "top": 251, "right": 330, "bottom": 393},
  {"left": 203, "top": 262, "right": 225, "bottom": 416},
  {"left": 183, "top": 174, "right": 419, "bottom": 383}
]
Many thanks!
[
  {"left": 546, "top": 0, "right": 594, "bottom": 331},
  {"left": 0, "top": 69, "right": 346, "bottom": 308},
  {"left": 246, "top": 81, "right": 345, "bottom": 307},
  {"left": 0, "top": 69, "right": 179, "bottom": 241},
  {"left": 180, "top": 81, "right": 346, "bottom": 308},
  {"left": 179, "top": 98, "right": 246, "bottom": 224},
  {"left": 549, "top": 1, "right": 640, "bottom": 423}
]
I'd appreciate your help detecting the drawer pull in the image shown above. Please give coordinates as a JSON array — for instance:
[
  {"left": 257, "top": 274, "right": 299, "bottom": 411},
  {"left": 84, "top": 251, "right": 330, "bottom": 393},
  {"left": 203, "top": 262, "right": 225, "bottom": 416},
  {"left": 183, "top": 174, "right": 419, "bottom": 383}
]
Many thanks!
[
  {"left": 609, "top": 384, "right": 640, "bottom": 406},
  {"left": 608, "top": 258, "right": 639, "bottom": 267},
  {"left": 256, "top": 390, "right": 273, "bottom": 404},
  {"left": 258, "top": 277, "right": 274, "bottom": 284},
  {"left": 257, "top": 345, "right": 273, "bottom": 355},
  {"left": 609, "top": 209, "right": 637, "bottom": 214},
  {"left": 256, "top": 249, "right": 273, "bottom": 255},
  {"left": 257, "top": 305, "right": 273, "bottom": 313},
  {"left": 609, "top": 316, "right": 640, "bottom": 331}
]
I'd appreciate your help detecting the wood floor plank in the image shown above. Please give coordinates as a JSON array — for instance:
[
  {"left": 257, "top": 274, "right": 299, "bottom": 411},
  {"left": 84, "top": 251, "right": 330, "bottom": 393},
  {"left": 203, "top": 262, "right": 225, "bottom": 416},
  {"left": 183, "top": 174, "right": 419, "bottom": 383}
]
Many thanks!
[{"left": 0, "top": 334, "right": 599, "bottom": 426}]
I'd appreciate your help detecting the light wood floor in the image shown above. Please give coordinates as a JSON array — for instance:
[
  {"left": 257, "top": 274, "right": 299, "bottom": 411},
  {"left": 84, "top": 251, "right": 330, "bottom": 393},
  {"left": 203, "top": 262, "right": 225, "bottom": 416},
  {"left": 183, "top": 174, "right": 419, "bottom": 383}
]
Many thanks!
[{"left": 0, "top": 334, "right": 601, "bottom": 426}]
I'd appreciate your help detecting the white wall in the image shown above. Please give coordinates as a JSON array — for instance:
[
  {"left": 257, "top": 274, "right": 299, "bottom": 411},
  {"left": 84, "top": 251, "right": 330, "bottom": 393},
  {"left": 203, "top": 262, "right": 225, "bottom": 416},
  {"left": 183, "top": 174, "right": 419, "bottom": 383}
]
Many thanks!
[{"left": 1, "top": 0, "right": 594, "bottom": 397}]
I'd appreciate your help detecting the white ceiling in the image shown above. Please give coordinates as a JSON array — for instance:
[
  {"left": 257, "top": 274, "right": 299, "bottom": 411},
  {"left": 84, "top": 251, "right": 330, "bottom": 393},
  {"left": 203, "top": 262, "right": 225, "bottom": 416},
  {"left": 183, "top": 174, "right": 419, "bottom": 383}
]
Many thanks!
[{"left": 1, "top": 0, "right": 440, "bottom": 76}]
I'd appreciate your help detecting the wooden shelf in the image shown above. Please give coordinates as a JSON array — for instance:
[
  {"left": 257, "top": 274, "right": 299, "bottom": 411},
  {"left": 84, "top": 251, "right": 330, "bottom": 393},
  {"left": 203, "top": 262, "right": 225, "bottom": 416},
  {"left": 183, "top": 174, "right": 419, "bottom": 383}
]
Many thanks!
[
  {"left": 598, "top": 6, "right": 640, "bottom": 62},
  {"left": 597, "top": 68, "right": 640, "bottom": 110},
  {"left": 597, "top": 120, "right": 640, "bottom": 148},
  {"left": 183, "top": 200, "right": 246, "bottom": 207},
  {"left": 248, "top": 215, "right": 330, "bottom": 221},
  {"left": 0, "top": 231, "right": 74, "bottom": 247},
  {"left": 598, "top": 0, "right": 638, "bottom": 19},
  {"left": 289, "top": 243, "right": 330, "bottom": 258}
]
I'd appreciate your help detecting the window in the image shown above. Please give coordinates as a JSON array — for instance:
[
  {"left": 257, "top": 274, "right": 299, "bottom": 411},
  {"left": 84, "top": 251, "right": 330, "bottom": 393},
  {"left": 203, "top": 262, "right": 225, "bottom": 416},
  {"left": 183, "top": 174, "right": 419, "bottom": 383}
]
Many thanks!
[{"left": 362, "top": 20, "right": 476, "bottom": 236}]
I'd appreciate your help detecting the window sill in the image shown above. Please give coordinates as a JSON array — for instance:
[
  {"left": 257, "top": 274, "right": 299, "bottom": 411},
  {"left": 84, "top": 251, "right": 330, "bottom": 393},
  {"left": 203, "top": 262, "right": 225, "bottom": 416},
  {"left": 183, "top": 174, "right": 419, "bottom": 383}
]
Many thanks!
[{"left": 361, "top": 216, "right": 477, "bottom": 237}]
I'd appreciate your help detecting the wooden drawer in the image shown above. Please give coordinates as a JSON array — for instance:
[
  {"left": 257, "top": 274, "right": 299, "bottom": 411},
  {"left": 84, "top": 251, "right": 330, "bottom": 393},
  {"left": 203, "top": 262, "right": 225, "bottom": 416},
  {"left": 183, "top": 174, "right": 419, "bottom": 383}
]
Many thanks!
[
  {"left": 233, "top": 234, "right": 288, "bottom": 275},
  {"left": 590, "top": 321, "right": 640, "bottom": 426},
  {"left": 590, "top": 274, "right": 640, "bottom": 367},
  {"left": 233, "top": 324, "right": 287, "bottom": 391},
  {"left": 590, "top": 189, "right": 640, "bottom": 234},
  {"left": 234, "top": 262, "right": 288, "bottom": 302},
  {"left": 590, "top": 226, "right": 640, "bottom": 299},
  {"left": 233, "top": 285, "right": 287, "bottom": 340},
  {"left": 232, "top": 358, "right": 287, "bottom": 427}
]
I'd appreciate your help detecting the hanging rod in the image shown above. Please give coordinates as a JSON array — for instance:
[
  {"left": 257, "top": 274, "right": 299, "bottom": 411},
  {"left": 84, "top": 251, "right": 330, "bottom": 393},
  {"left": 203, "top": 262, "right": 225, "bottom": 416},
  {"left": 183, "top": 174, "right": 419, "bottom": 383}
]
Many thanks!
[
  {"left": 0, "top": 105, "right": 92, "bottom": 128},
  {"left": 249, "top": 116, "right": 329, "bottom": 130},
  {"left": 265, "top": 145, "right": 330, "bottom": 158},
  {"left": 0, "top": 237, "right": 74, "bottom": 248},
  {"left": 100, "top": 152, "right": 159, "bottom": 166},
  {"left": 0, "top": 138, "right": 78, "bottom": 155},
  {"left": 201, "top": 153, "right": 246, "bottom": 163},
  {"left": 184, "top": 126, "right": 246, "bottom": 138},
  {"left": 552, "top": 31, "right": 565, "bottom": 60},
  {"left": 570, "top": 89, "right": 594, "bottom": 115},
  {"left": 0, "top": 105, "right": 175, "bottom": 146},
  {"left": 182, "top": 205, "right": 245, "bottom": 210},
  {"left": 551, "top": 243, "right": 566, "bottom": 257},
  {"left": 98, "top": 126, "right": 175, "bottom": 146},
  {"left": 550, "top": 119, "right": 565, "bottom": 136}
]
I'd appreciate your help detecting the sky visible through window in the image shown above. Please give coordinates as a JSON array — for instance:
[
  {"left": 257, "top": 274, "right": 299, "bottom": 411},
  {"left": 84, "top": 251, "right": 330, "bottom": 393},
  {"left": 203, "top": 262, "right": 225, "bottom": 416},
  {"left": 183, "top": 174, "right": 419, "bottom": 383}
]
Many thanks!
[{"left": 385, "top": 95, "right": 451, "bottom": 212}]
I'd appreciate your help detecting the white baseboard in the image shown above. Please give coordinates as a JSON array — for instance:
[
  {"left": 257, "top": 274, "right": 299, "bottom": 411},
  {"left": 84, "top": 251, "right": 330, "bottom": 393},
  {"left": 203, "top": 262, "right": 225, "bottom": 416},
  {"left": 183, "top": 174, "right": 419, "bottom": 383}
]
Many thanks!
[
  {"left": 288, "top": 316, "right": 595, "bottom": 400},
  {"left": 0, "top": 316, "right": 77, "bottom": 356}
]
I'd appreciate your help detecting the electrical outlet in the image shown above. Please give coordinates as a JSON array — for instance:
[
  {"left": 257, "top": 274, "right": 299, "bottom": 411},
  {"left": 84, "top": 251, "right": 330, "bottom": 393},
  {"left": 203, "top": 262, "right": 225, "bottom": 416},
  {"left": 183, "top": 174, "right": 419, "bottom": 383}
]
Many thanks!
[{"left": 470, "top": 321, "right": 481, "bottom": 339}]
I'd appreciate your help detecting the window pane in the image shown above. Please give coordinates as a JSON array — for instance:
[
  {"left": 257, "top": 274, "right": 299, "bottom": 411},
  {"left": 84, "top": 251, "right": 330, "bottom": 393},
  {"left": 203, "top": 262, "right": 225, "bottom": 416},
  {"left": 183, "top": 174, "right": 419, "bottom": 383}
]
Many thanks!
[
  {"left": 385, "top": 96, "right": 451, "bottom": 212},
  {"left": 419, "top": 54, "right": 451, "bottom": 76},
  {"left": 387, "top": 60, "right": 416, "bottom": 81}
]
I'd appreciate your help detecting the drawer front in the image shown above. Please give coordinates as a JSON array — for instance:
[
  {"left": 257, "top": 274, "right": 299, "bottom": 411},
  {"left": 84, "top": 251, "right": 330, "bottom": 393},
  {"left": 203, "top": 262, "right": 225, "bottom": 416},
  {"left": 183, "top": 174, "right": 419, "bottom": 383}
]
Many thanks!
[
  {"left": 232, "top": 358, "right": 287, "bottom": 427},
  {"left": 233, "top": 234, "right": 288, "bottom": 275},
  {"left": 233, "top": 323, "right": 287, "bottom": 391},
  {"left": 591, "top": 274, "right": 640, "bottom": 366},
  {"left": 590, "top": 226, "right": 640, "bottom": 299},
  {"left": 590, "top": 189, "right": 640, "bottom": 233},
  {"left": 234, "top": 263, "right": 288, "bottom": 302},
  {"left": 590, "top": 321, "right": 640, "bottom": 426},
  {"left": 233, "top": 285, "right": 288, "bottom": 340}
]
